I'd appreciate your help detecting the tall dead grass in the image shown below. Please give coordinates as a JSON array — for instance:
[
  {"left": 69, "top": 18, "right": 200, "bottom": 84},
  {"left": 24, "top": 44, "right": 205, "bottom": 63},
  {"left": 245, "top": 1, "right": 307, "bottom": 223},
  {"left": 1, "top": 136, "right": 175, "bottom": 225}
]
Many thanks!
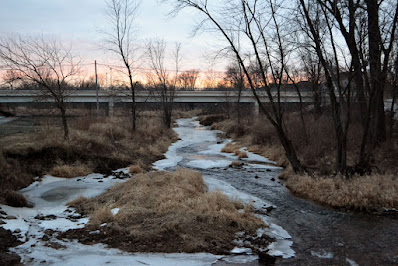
[
  {"left": 68, "top": 168, "right": 265, "bottom": 253},
  {"left": 286, "top": 173, "right": 398, "bottom": 212}
]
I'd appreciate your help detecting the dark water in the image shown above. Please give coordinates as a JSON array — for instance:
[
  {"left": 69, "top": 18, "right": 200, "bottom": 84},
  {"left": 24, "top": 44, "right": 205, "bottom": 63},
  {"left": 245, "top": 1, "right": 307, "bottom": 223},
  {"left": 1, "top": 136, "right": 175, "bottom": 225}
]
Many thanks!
[{"left": 165, "top": 118, "right": 398, "bottom": 265}]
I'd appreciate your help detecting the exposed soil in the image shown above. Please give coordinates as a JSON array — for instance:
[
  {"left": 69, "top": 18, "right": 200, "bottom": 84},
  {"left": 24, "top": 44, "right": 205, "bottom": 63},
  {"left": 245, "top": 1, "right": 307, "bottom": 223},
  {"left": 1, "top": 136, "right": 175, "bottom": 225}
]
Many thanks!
[
  {"left": 0, "top": 227, "right": 22, "bottom": 266},
  {"left": 5, "top": 145, "right": 163, "bottom": 177},
  {"left": 59, "top": 223, "right": 271, "bottom": 255}
]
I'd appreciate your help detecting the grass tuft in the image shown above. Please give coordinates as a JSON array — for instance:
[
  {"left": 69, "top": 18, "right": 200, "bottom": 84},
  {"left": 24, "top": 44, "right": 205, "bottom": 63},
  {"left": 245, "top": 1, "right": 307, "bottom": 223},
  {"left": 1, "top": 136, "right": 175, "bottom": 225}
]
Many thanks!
[
  {"left": 67, "top": 168, "right": 265, "bottom": 253},
  {"left": 49, "top": 162, "right": 93, "bottom": 178},
  {"left": 129, "top": 164, "right": 144, "bottom": 174},
  {"left": 3, "top": 190, "right": 28, "bottom": 207}
]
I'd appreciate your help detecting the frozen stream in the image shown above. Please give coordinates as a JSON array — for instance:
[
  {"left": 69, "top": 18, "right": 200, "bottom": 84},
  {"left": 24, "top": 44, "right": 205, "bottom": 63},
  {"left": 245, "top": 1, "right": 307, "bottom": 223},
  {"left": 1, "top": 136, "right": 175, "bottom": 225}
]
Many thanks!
[
  {"left": 1, "top": 117, "right": 398, "bottom": 265},
  {"left": 155, "top": 117, "right": 398, "bottom": 265}
]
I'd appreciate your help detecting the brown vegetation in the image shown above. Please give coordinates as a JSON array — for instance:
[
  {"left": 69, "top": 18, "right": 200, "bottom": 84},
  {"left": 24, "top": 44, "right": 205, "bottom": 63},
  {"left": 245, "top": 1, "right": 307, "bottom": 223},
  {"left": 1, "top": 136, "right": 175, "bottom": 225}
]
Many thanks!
[
  {"left": 221, "top": 143, "right": 248, "bottom": 159},
  {"left": 201, "top": 111, "right": 398, "bottom": 212},
  {"left": 0, "top": 113, "right": 177, "bottom": 205},
  {"left": 63, "top": 169, "right": 266, "bottom": 254},
  {"left": 286, "top": 173, "right": 398, "bottom": 212},
  {"left": 128, "top": 164, "right": 144, "bottom": 174},
  {"left": 49, "top": 162, "right": 93, "bottom": 178}
]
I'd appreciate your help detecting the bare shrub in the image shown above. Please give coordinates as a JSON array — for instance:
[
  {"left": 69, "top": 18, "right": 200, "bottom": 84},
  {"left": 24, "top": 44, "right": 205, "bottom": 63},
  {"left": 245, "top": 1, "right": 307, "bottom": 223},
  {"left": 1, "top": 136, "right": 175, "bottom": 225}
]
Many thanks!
[{"left": 199, "top": 114, "right": 226, "bottom": 126}]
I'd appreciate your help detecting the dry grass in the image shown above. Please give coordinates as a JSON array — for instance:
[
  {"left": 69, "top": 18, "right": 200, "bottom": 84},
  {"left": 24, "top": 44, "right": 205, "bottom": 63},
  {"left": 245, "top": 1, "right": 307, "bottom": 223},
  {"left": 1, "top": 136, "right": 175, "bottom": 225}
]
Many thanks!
[
  {"left": 2, "top": 190, "right": 28, "bottom": 207},
  {"left": 199, "top": 114, "right": 226, "bottom": 126},
  {"left": 221, "top": 143, "right": 248, "bottom": 159},
  {"left": 221, "top": 143, "right": 238, "bottom": 153},
  {"left": 67, "top": 168, "right": 265, "bottom": 253},
  {"left": 229, "top": 161, "right": 244, "bottom": 168},
  {"left": 129, "top": 164, "right": 144, "bottom": 174},
  {"left": 49, "top": 162, "right": 93, "bottom": 178},
  {"left": 237, "top": 151, "right": 248, "bottom": 159},
  {"left": 286, "top": 173, "right": 398, "bottom": 212},
  {"left": 0, "top": 112, "right": 178, "bottom": 205}
]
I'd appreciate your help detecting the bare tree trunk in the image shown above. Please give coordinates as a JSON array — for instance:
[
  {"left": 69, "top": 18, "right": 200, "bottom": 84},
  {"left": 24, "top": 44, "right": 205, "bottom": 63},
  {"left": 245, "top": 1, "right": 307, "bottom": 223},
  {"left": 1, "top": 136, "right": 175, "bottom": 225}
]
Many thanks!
[
  {"left": 275, "top": 124, "right": 303, "bottom": 172},
  {"left": 389, "top": 86, "right": 397, "bottom": 140},
  {"left": 366, "top": 0, "right": 386, "bottom": 145},
  {"left": 59, "top": 103, "right": 69, "bottom": 140},
  {"left": 389, "top": 56, "right": 398, "bottom": 139},
  {"left": 130, "top": 85, "right": 136, "bottom": 132}
]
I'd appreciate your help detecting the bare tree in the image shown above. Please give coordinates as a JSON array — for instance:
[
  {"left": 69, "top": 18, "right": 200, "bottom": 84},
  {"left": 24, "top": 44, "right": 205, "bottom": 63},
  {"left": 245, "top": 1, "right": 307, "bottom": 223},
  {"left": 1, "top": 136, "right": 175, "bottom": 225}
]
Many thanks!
[
  {"left": 147, "top": 39, "right": 181, "bottom": 128},
  {"left": 0, "top": 34, "right": 80, "bottom": 139},
  {"left": 166, "top": 0, "right": 306, "bottom": 172},
  {"left": 224, "top": 62, "right": 246, "bottom": 121},
  {"left": 102, "top": 0, "right": 141, "bottom": 131},
  {"left": 299, "top": 48, "right": 323, "bottom": 115},
  {"left": 179, "top": 69, "right": 199, "bottom": 90},
  {"left": 387, "top": 48, "right": 398, "bottom": 139},
  {"left": 298, "top": 0, "right": 359, "bottom": 173}
]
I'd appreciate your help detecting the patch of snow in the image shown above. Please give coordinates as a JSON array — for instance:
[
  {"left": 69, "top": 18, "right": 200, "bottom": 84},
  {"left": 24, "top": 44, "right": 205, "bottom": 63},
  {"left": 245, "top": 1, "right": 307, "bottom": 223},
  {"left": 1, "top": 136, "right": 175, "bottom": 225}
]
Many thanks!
[
  {"left": 153, "top": 117, "right": 228, "bottom": 171},
  {"left": 204, "top": 176, "right": 275, "bottom": 210},
  {"left": 243, "top": 164, "right": 282, "bottom": 170},
  {"left": 231, "top": 247, "right": 252, "bottom": 254},
  {"left": 186, "top": 159, "right": 232, "bottom": 169},
  {"left": 113, "top": 167, "right": 130, "bottom": 174},
  {"left": 111, "top": 208, "right": 120, "bottom": 216},
  {"left": 1, "top": 218, "right": 30, "bottom": 241},
  {"left": 346, "top": 257, "right": 359, "bottom": 266},
  {"left": 0, "top": 117, "right": 17, "bottom": 126},
  {"left": 240, "top": 148, "right": 276, "bottom": 164},
  {"left": 267, "top": 241, "right": 295, "bottom": 258},
  {"left": 261, "top": 223, "right": 292, "bottom": 240},
  {"left": 311, "top": 250, "right": 334, "bottom": 259},
  {"left": 0, "top": 172, "right": 128, "bottom": 260},
  {"left": 11, "top": 240, "right": 224, "bottom": 266},
  {"left": 38, "top": 217, "right": 89, "bottom": 232},
  {"left": 221, "top": 255, "right": 259, "bottom": 264},
  {"left": 198, "top": 140, "right": 232, "bottom": 155}
]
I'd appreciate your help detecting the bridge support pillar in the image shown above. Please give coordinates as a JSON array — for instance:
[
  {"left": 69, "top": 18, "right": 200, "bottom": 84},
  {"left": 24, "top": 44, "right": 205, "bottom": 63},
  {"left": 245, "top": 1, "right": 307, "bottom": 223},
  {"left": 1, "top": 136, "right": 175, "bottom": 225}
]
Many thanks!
[
  {"left": 108, "top": 97, "right": 114, "bottom": 116},
  {"left": 254, "top": 101, "right": 260, "bottom": 115}
]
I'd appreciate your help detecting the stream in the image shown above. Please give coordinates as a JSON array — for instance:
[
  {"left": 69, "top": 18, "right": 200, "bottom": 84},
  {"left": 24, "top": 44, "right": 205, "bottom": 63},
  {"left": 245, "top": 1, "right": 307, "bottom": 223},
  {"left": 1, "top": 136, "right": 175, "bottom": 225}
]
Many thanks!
[
  {"left": 1, "top": 117, "right": 398, "bottom": 265},
  {"left": 154, "top": 117, "right": 398, "bottom": 265}
]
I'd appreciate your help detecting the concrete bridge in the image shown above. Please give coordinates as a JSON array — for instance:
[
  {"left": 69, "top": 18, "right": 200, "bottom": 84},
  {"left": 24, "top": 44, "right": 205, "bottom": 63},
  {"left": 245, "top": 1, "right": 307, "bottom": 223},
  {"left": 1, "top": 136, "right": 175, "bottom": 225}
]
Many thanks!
[{"left": 0, "top": 89, "right": 314, "bottom": 114}]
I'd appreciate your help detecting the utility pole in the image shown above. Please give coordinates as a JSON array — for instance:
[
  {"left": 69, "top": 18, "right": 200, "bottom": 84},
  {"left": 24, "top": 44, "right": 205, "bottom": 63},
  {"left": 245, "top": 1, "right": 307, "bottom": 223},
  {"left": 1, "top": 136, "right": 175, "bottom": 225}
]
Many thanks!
[
  {"left": 110, "top": 67, "right": 113, "bottom": 88},
  {"left": 95, "top": 60, "right": 99, "bottom": 117}
]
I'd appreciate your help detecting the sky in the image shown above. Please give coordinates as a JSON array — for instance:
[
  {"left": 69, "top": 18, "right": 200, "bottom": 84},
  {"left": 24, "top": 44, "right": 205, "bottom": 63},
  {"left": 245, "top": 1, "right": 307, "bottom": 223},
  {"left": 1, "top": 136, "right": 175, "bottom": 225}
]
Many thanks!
[{"left": 0, "top": 0, "right": 229, "bottom": 82}]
